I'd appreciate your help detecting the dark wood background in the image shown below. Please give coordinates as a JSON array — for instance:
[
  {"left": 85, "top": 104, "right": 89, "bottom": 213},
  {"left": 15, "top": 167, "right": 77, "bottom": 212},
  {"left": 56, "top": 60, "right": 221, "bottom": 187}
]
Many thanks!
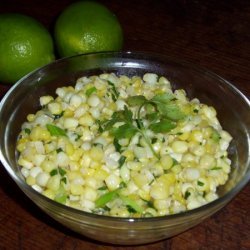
[{"left": 0, "top": 1, "right": 249, "bottom": 249}]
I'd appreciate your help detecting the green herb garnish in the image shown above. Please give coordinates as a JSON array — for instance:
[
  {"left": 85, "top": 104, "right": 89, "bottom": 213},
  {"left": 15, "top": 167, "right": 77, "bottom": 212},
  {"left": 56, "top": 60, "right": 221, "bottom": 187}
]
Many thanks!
[
  {"left": 197, "top": 181, "right": 204, "bottom": 186},
  {"left": 54, "top": 193, "right": 67, "bottom": 204},
  {"left": 210, "top": 166, "right": 222, "bottom": 170},
  {"left": 113, "top": 138, "right": 122, "bottom": 153},
  {"left": 86, "top": 86, "right": 97, "bottom": 97},
  {"left": 184, "top": 190, "right": 191, "bottom": 199},
  {"left": 50, "top": 169, "right": 58, "bottom": 176},
  {"left": 24, "top": 128, "right": 31, "bottom": 134},
  {"left": 107, "top": 81, "right": 119, "bottom": 101},
  {"left": 211, "top": 129, "right": 221, "bottom": 142},
  {"left": 46, "top": 124, "right": 67, "bottom": 137},
  {"left": 97, "top": 93, "right": 186, "bottom": 159},
  {"left": 120, "top": 195, "right": 143, "bottom": 213},
  {"left": 58, "top": 167, "right": 66, "bottom": 176},
  {"left": 56, "top": 148, "right": 63, "bottom": 153},
  {"left": 95, "top": 190, "right": 119, "bottom": 207},
  {"left": 118, "top": 156, "right": 126, "bottom": 168}
]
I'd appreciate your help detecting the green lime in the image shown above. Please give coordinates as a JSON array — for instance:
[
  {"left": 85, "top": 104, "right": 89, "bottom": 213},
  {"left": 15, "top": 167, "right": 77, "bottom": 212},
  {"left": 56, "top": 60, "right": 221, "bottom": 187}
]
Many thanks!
[
  {"left": 0, "top": 13, "right": 55, "bottom": 84},
  {"left": 54, "top": 1, "right": 123, "bottom": 57}
]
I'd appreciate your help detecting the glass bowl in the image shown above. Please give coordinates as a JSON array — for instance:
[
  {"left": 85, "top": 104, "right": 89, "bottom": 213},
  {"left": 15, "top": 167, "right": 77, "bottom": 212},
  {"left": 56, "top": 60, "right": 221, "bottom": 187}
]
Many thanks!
[{"left": 0, "top": 51, "right": 249, "bottom": 245}]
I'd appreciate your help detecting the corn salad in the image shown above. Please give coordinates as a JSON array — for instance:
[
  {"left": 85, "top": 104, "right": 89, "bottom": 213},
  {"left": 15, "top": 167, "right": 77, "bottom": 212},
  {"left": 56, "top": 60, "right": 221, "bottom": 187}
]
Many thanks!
[{"left": 16, "top": 73, "right": 232, "bottom": 217}]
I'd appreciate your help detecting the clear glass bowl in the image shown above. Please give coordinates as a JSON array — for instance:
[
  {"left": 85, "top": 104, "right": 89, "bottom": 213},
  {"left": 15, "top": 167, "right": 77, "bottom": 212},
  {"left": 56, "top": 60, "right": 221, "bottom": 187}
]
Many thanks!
[{"left": 0, "top": 51, "right": 249, "bottom": 245}]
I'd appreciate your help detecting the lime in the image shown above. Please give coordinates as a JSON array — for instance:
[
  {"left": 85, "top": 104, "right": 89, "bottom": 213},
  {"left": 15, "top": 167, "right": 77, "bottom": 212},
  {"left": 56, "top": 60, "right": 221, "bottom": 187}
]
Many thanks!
[
  {"left": 0, "top": 13, "right": 55, "bottom": 84},
  {"left": 54, "top": 1, "right": 123, "bottom": 57}
]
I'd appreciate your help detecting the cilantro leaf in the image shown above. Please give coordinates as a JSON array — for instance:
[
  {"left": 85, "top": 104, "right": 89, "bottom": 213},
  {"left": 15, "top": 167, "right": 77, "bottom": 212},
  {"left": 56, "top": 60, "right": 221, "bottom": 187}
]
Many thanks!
[
  {"left": 127, "top": 95, "right": 147, "bottom": 106},
  {"left": 111, "top": 123, "right": 138, "bottom": 140},
  {"left": 146, "top": 112, "right": 160, "bottom": 122},
  {"left": 149, "top": 119, "right": 176, "bottom": 133},
  {"left": 151, "top": 93, "right": 174, "bottom": 104},
  {"left": 157, "top": 103, "right": 186, "bottom": 121}
]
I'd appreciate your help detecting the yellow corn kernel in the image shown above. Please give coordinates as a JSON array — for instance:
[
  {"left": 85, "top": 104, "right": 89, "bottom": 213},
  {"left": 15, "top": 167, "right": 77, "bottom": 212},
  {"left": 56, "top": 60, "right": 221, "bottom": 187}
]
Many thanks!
[
  {"left": 90, "top": 161, "right": 101, "bottom": 169},
  {"left": 122, "top": 150, "right": 134, "bottom": 161},
  {"left": 84, "top": 168, "right": 95, "bottom": 177},
  {"left": 110, "top": 207, "right": 130, "bottom": 217},
  {"left": 65, "top": 142, "right": 74, "bottom": 156},
  {"left": 30, "top": 126, "right": 50, "bottom": 141},
  {"left": 199, "top": 154, "right": 215, "bottom": 169},
  {"left": 67, "top": 171, "right": 82, "bottom": 181},
  {"left": 16, "top": 138, "right": 28, "bottom": 152},
  {"left": 160, "top": 155, "right": 173, "bottom": 170},
  {"left": 89, "top": 146, "right": 103, "bottom": 162},
  {"left": 94, "top": 168, "right": 109, "bottom": 181},
  {"left": 108, "top": 102, "right": 117, "bottom": 111},
  {"left": 138, "top": 189, "right": 150, "bottom": 201},
  {"left": 79, "top": 113, "right": 94, "bottom": 127},
  {"left": 178, "top": 132, "right": 190, "bottom": 141},
  {"left": 171, "top": 164, "right": 182, "bottom": 174},
  {"left": 44, "top": 141, "right": 56, "bottom": 153},
  {"left": 154, "top": 199, "right": 170, "bottom": 211},
  {"left": 27, "top": 114, "right": 35, "bottom": 122},
  {"left": 70, "top": 183, "right": 84, "bottom": 195},
  {"left": 158, "top": 173, "right": 176, "bottom": 186},
  {"left": 40, "top": 96, "right": 54, "bottom": 106},
  {"left": 132, "top": 172, "right": 149, "bottom": 188},
  {"left": 150, "top": 182, "right": 170, "bottom": 200},
  {"left": 47, "top": 175, "right": 61, "bottom": 191},
  {"left": 192, "top": 145, "right": 205, "bottom": 156},
  {"left": 69, "top": 161, "right": 80, "bottom": 171},
  {"left": 63, "top": 109, "right": 74, "bottom": 118},
  {"left": 26, "top": 175, "right": 36, "bottom": 185},
  {"left": 80, "top": 153, "right": 91, "bottom": 168},
  {"left": 70, "top": 148, "right": 84, "bottom": 162},
  {"left": 105, "top": 174, "right": 121, "bottom": 191},
  {"left": 42, "top": 189, "right": 55, "bottom": 199},
  {"left": 18, "top": 158, "right": 33, "bottom": 169},
  {"left": 48, "top": 102, "right": 62, "bottom": 115},
  {"left": 82, "top": 186, "right": 97, "bottom": 201},
  {"left": 126, "top": 161, "right": 142, "bottom": 171},
  {"left": 189, "top": 130, "right": 203, "bottom": 143},
  {"left": 172, "top": 140, "right": 189, "bottom": 154}
]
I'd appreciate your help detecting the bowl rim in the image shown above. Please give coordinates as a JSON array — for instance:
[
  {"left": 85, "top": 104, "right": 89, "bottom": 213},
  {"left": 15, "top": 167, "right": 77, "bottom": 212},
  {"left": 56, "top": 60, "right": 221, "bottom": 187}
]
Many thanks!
[{"left": 0, "top": 50, "right": 250, "bottom": 223}]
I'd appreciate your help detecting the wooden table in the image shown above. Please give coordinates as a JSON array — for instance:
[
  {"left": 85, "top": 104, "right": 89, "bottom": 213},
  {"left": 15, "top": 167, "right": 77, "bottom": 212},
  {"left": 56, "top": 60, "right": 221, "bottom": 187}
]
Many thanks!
[{"left": 0, "top": 1, "right": 250, "bottom": 249}]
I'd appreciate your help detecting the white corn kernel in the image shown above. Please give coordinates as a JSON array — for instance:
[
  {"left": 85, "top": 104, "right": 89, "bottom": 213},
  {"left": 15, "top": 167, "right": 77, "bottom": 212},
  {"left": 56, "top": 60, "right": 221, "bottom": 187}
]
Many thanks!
[
  {"left": 29, "top": 166, "right": 42, "bottom": 178},
  {"left": 40, "top": 96, "right": 53, "bottom": 106},
  {"left": 36, "top": 172, "right": 50, "bottom": 187},
  {"left": 64, "top": 118, "right": 79, "bottom": 129},
  {"left": 105, "top": 174, "right": 121, "bottom": 191},
  {"left": 172, "top": 141, "right": 188, "bottom": 154},
  {"left": 48, "top": 102, "right": 62, "bottom": 115},
  {"left": 70, "top": 94, "right": 82, "bottom": 108},
  {"left": 143, "top": 73, "right": 158, "bottom": 84},
  {"left": 87, "top": 94, "right": 100, "bottom": 107}
]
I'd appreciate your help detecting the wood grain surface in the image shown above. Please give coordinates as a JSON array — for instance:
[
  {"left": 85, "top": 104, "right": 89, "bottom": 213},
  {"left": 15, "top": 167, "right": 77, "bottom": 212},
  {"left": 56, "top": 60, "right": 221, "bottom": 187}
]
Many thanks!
[{"left": 0, "top": 1, "right": 250, "bottom": 249}]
